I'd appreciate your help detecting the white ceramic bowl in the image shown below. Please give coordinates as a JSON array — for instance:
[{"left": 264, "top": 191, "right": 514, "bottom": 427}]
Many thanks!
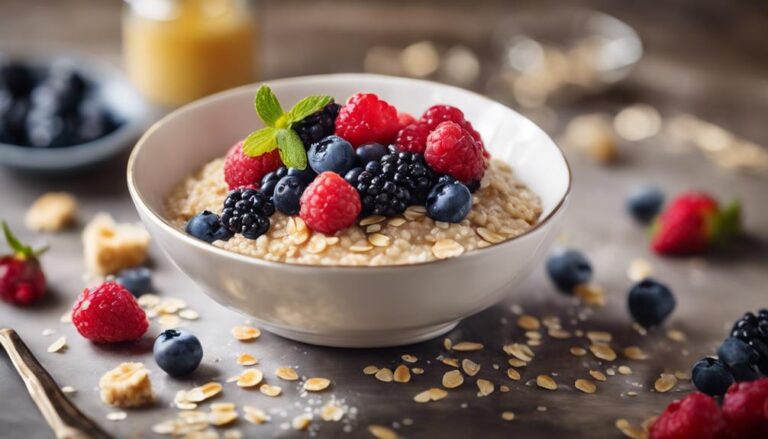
[{"left": 128, "top": 74, "right": 571, "bottom": 348}]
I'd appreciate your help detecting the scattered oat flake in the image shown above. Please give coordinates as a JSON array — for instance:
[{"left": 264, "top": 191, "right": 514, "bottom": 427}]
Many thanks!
[
  {"left": 675, "top": 371, "right": 691, "bottom": 381},
  {"left": 654, "top": 374, "right": 677, "bottom": 393},
  {"left": 368, "top": 424, "right": 399, "bottom": 439},
  {"left": 179, "top": 309, "right": 200, "bottom": 320},
  {"left": 411, "top": 367, "right": 424, "bottom": 375},
  {"left": 618, "top": 366, "right": 633, "bottom": 375},
  {"left": 259, "top": 384, "right": 282, "bottom": 397},
  {"left": 414, "top": 388, "right": 447, "bottom": 403},
  {"left": 587, "top": 331, "right": 613, "bottom": 343},
  {"left": 574, "top": 284, "right": 606, "bottom": 307},
  {"left": 237, "top": 369, "right": 264, "bottom": 388},
  {"left": 549, "top": 328, "right": 572, "bottom": 339},
  {"left": 275, "top": 367, "right": 299, "bottom": 381},
  {"left": 304, "top": 377, "right": 331, "bottom": 392},
  {"left": 536, "top": 375, "right": 557, "bottom": 391},
  {"left": 666, "top": 329, "right": 686, "bottom": 342},
  {"left": 500, "top": 385, "right": 511, "bottom": 393},
  {"left": 157, "top": 314, "right": 181, "bottom": 328},
  {"left": 508, "top": 358, "right": 527, "bottom": 368},
  {"left": 186, "top": 383, "right": 223, "bottom": 402},
  {"left": 443, "top": 338, "right": 453, "bottom": 350},
  {"left": 501, "top": 411, "right": 515, "bottom": 421},
  {"left": 243, "top": 406, "right": 269, "bottom": 424},
  {"left": 231, "top": 326, "right": 261, "bottom": 341},
  {"left": 401, "top": 354, "right": 417, "bottom": 363},
  {"left": 452, "top": 341, "right": 483, "bottom": 352},
  {"left": 211, "top": 402, "right": 236, "bottom": 412},
  {"left": 441, "top": 357, "right": 459, "bottom": 368},
  {"left": 503, "top": 343, "right": 534, "bottom": 362},
  {"left": 106, "top": 411, "right": 127, "bottom": 421},
  {"left": 292, "top": 413, "right": 312, "bottom": 431},
  {"left": 575, "top": 379, "right": 596, "bottom": 394},
  {"left": 375, "top": 368, "right": 394, "bottom": 383},
  {"left": 615, "top": 418, "right": 646, "bottom": 439},
  {"left": 394, "top": 365, "right": 411, "bottom": 383},
  {"left": 41, "top": 329, "right": 55, "bottom": 336},
  {"left": 590, "top": 370, "right": 607, "bottom": 382},
  {"left": 61, "top": 386, "right": 76, "bottom": 394},
  {"left": 506, "top": 368, "right": 521, "bottom": 381},
  {"left": 461, "top": 359, "right": 481, "bottom": 376},
  {"left": 442, "top": 370, "right": 464, "bottom": 389},
  {"left": 590, "top": 344, "right": 617, "bottom": 361},
  {"left": 237, "top": 353, "right": 258, "bottom": 366},
  {"left": 477, "top": 379, "right": 494, "bottom": 396},
  {"left": 47, "top": 336, "right": 67, "bottom": 353},
  {"left": 363, "top": 365, "right": 380, "bottom": 375},
  {"left": 320, "top": 403, "right": 344, "bottom": 422},
  {"left": 627, "top": 258, "right": 654, "bottom": 281},
  {"left": 570, "top": 346, "right": 587, "bottom": 357},
  {"left": 209, "top": 410, "right": 238, "bottom": 426},
  {"left": 623, "top": 346, "right": 648, "bottom": 360}
]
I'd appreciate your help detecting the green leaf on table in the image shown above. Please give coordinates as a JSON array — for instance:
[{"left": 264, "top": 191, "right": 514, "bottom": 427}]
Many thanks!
[
  {"left": 242, "top": 127, "right": 279, "bottom": 157},
  {"left": 276, "top": 128, "right": 307, "bottom": 169},
  {"left": 254, "top": 85, "right": 284, "bottom": 127},
  {"left": 286, "top": 95, "right": 333, "bottom": 125}
]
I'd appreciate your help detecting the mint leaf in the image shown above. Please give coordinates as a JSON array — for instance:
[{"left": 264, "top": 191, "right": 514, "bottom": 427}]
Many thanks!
[
  {"left": 242, "top": 127, "right": 279, "bottom": 157},
  {"left": 286, "top": 95, "right": 333, "bottom": 125},
  {"left": 254, "top": 85, "right": 284, "bottom": 127},
  {"left": 276, "top": 128, "right": 307, "bottom": 169}
]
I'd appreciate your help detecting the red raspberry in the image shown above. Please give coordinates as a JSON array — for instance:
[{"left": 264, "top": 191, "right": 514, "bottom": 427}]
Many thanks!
[
  {"left": 0, "top": 222, "right": 46, "bottom": 306},
  {"left": 425, "top": 121, "right": 486, "bottom": 183},
  {"left": 397, "top": 112, "right": 416, "bottom": 127},
  {"left": 420, "top": 104, "right": 485, "bottom": 148},
  {"left": 72, "top": 281, "right": 148, "bottom": 343},
  {"left": 224, "top": 140, "right": 283, "bottom": 190},
  {"left": 300, "top": 172, "right": 361, "bottom": 235},
  {"left": 394, "top": 122, "right": 430, "bottom": 154},
  {"left": 651, "top": 192, "right": 719, "bottom": 255},
  {"left": 650, "top": 392, "right": 725, "bottom": 439},
  {"left": 722, "top": 378, "right": 768, "bottom": 438},
  {"left": 334, "top": 93, "right": 400, "bottom": 147}
]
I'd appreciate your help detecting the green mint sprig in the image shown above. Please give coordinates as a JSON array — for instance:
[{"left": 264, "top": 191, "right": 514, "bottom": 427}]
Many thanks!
[{"left": 242, "top": 85, "right": 333, "bottom": 169}]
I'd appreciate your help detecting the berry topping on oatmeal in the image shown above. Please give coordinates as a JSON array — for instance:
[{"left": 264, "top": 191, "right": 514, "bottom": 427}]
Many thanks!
[
  {"left": 425, "top": 121, "right": 486, "bottom": 183},
  {"left": 300, "top": 172, "right": 361, "bottom": 235},
  {"left": 334, "top": 92, "right": 400, "bottom": 147},
  {"left": 224, "top": 140, "right": 283, "bottom": 190}
]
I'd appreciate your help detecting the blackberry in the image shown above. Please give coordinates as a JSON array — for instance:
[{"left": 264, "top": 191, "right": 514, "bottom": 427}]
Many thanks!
[
  {"left": 292, "top": 102, "right": 341, "bottom": 149},
  {"left": 346, "top": 147, "right": 437, "bottom": 216},
  {"left": 220, "top": 188, "right": 275, "bottom": 240},
  {"left": 730, "top": 310, "right": 768, "bottom": 375}
]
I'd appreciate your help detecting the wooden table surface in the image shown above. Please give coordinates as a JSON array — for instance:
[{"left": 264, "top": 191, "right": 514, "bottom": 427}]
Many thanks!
[{"left": 1, "top": 0, "right": 767, "bottom": 438}]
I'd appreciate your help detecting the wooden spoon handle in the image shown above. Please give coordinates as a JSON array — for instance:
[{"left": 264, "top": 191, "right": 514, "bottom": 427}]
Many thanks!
[{"left": 0, "top": 328, "right": 112, "bottom": 439}]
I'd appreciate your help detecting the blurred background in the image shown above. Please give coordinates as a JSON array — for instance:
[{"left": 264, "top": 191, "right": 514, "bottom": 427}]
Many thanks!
[{"left": 1, "top": 0, "right": 767, "bottom": 176}]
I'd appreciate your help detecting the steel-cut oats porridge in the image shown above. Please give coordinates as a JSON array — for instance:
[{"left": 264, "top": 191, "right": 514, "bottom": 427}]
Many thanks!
[{"left": 167, "top": 158, "right": 542, "bottom": 266}]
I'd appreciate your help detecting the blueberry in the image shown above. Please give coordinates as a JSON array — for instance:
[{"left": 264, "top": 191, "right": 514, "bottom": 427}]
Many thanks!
[
  {"left": 308, "top": 135, "right": 356, "bottom": 175},
  {"left": 25, "top": 110, "right": 69, "bottom": 148},
  {"left": 545, "top": 249, "right": 592, "bottom": 294},
  {"left": 426, "top": 180, "right": 472, "bottom": 223},
  {"left": 692, "top": 357, "right": 734, "bottom": 396},
  {"left": 153, "top": 329, "right": 203, "bottom": 377},
  {"left": 355, "top": 142, "right": 388, "bottom": 165},
  {"left": 185, "top": 210, "right": 233, "bottom": 243},
  {"left": 273, "top": 176, "right": 305, "bottom": 215},
  {"left": 627, "top": 278, "right": 676, "bottom": 327},
  {"left": 717, "top": 337, "right": 760, "bottom": 381},
  {"left": 115, "top": 267, "right": 153, "bottom": 297},
  {"left": 627, "top": 185, "right": 664, "bottom": 223},
  {"left": 286, "top": 166, "right": 317, "bottom": 184},
  {"left": 3, "top": 99, "right": 29, "bottom": 145}
]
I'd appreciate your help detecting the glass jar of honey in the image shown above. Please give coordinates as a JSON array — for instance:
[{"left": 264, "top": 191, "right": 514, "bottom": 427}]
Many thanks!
[{"left": 122, "top": 0, "right": 257, "bottom": 107}]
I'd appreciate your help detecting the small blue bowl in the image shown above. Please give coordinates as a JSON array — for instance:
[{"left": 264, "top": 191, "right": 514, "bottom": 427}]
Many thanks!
[{"left": 0, "top": 52, "right": 149, "bottom": 175}]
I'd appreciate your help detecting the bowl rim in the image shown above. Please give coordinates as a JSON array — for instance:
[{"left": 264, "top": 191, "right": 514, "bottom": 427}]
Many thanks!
[{"left": 127, "top": 73, "right": 572, "bottom": 271}]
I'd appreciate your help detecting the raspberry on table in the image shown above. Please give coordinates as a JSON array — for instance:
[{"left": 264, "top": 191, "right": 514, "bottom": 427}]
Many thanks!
[
  {"left": 395, "top": 122, "right": 430, "bottom": 154},
  {"left": 71, "top": 281, "right": 148, "bottom": 343},
  {"left": 420, "top": 104, "right": 484, "bottom": 148},
  {"left": 722, "top": 378, "right": 768, "bottom": 438},
  {"left": 224, "top": 139, "right": 283, "bottom": 190},
  {"left": 651, "top": 192, "right": 719, "bottom": 255},
  {"left": 300, "top": 172, "right": 361, "bottom": 235},
  {"left": 649, "top": 392, "right": 725, "bottom": 439},
  {"left": 334, "top": 93, "right": 400, "bottom": 147},
  {"left": 425, "top": 121, "right": 486, "bottom": 183}
]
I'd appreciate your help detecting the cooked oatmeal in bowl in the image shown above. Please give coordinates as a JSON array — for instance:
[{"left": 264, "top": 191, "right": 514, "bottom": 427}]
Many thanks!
[
  {"left": 128, "top": 74, "right": 570, "bottom": 346},
  {"left": 167, "top": 158, "right": 541, "bottom": 266}
]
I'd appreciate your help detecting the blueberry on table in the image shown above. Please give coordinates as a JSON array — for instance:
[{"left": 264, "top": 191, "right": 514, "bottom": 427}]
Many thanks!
[
  {"left": 717, "top": 336, "right": 760, "bottom": 382},
  {"left": 426, "top": 180, "right": 472, "bottom": 223},
  {"left": 308, "top": 135, "right": 356, "bottom": 175},
  {"left": 627, "top": 185, "right": 664, "bottom": 223},
  {"left": 153, "top": 329, "right": 203, "bottom": 377},
  {"left": 115, "top": 267, "right": 153, "bottom": 297},
  {"left": 185, "top": 210, "right": 233, "bottom": 243},
  {"left": 627, "top": 278, "right": 676, "bottom": 327},
  {"left": 692, "top": 357, "right": 734, "bottom": 396},
  {"left": 545, "top": 249, "right": 593, "bottom": 294},
  {"left": 355, "top": 142, "right": 388, "bottom": 165},
  {"left": 273, "top": 175, "right": 306, "bottom": 215}
]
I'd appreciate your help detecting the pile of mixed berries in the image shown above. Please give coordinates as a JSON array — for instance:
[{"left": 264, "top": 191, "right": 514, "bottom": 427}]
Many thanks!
[
  {"left": 0, "top": 59, "right": 119, "bottom": 147},
  {"left": 187, "top": 86, "right": 489, "bottom": 242}
]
